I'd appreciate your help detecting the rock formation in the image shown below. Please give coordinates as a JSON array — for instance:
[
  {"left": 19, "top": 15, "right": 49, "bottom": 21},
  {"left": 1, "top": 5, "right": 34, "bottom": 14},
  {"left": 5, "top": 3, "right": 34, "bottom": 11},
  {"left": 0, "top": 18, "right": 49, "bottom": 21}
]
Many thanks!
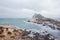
[
  {"left": 0, "top": 25, "right": 55, "bottom": 40},
  {"left": 27, "top": 13, "right": 60, "bottom": 30}
]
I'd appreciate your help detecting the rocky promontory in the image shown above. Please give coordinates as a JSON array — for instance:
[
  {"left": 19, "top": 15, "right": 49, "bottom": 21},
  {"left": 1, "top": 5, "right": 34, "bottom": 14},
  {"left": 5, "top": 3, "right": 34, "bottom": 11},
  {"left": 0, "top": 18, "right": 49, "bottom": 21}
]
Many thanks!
[{"left": 27, "top": 14, "right": 60, "bottom": 30}]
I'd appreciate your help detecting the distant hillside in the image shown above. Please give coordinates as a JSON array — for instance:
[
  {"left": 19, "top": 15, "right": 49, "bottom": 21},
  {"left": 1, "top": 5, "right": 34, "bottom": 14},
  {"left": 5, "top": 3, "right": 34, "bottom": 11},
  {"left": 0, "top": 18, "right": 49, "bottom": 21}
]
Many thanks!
[{"left": 32, "top": 13, "right": 45, "bottom": 20}]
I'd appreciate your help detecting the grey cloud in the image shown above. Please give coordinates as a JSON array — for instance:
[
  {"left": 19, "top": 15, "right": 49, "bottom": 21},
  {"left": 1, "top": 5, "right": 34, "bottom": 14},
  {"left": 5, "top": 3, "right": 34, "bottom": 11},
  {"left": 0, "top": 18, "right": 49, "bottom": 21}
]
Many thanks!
[
  {"left": 0, "top": 0, "right": 47, "bottom": 11},
  {"left": 0, "top": 0, "right": 60, "bottom": 18}
]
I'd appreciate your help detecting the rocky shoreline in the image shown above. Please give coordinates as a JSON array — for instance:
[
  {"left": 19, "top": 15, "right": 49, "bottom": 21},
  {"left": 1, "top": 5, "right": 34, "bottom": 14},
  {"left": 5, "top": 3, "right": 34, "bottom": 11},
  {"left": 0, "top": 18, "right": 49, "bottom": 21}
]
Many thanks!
[
  {"left": 27, "top": 14, "right": 60, "bottom": 30},
  {"left": 0, "top": 25, "right": 55, "bottom": 40},
  {"left": 27, "top": 17, "right": 60, "bottom": 40},
  {"left": 27, "top": 18, "right": 60, "bottom": 30}
]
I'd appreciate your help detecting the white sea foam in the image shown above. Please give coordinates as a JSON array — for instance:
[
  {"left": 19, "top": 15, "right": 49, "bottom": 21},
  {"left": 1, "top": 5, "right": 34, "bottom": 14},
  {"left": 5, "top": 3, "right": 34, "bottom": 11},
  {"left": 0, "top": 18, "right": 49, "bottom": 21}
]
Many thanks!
[{"left": 25, "top": 21, "right": 60, "bottom": 38}]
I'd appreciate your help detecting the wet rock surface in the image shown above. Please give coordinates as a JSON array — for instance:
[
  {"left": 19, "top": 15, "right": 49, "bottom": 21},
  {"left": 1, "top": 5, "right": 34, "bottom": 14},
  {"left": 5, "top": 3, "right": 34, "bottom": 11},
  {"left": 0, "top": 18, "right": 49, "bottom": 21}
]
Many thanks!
[
  {"left": 0, "top": 26, "right": 55, "bottom": 40},
  {"left": 27, "top": 14, "right": 60, "bottom": 40}
]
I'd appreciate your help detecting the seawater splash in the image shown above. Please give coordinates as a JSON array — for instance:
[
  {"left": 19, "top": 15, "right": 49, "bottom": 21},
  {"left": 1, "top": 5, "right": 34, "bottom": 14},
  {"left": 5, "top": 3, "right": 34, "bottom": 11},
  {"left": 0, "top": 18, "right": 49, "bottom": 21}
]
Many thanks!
[{"left": 25, "top": 21, "right": 60, "bottom": 40}]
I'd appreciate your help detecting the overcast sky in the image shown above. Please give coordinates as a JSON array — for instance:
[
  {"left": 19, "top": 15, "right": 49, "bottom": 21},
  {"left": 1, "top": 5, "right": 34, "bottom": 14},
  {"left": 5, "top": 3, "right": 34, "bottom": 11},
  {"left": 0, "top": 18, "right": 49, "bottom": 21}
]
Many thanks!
[{"left": 0, "top": 0, "right": 60, "bottom": 18}]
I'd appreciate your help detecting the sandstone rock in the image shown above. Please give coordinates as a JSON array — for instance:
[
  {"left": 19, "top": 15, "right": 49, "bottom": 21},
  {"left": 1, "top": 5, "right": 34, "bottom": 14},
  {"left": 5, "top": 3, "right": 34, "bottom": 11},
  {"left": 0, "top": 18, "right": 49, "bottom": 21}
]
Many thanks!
[
  {"left": 0, "top": 25, "right": 55, "bottom": 40},
  {"left": 0, "top": 35, "right": 5, "bottom": 38}
]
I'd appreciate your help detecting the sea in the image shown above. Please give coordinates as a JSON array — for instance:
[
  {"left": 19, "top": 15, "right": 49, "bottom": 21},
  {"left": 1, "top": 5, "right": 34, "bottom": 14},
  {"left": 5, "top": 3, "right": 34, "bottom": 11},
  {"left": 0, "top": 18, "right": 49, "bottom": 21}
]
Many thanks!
[{"left": 0, "top": 18, "right": 60, "bottom": 40}]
